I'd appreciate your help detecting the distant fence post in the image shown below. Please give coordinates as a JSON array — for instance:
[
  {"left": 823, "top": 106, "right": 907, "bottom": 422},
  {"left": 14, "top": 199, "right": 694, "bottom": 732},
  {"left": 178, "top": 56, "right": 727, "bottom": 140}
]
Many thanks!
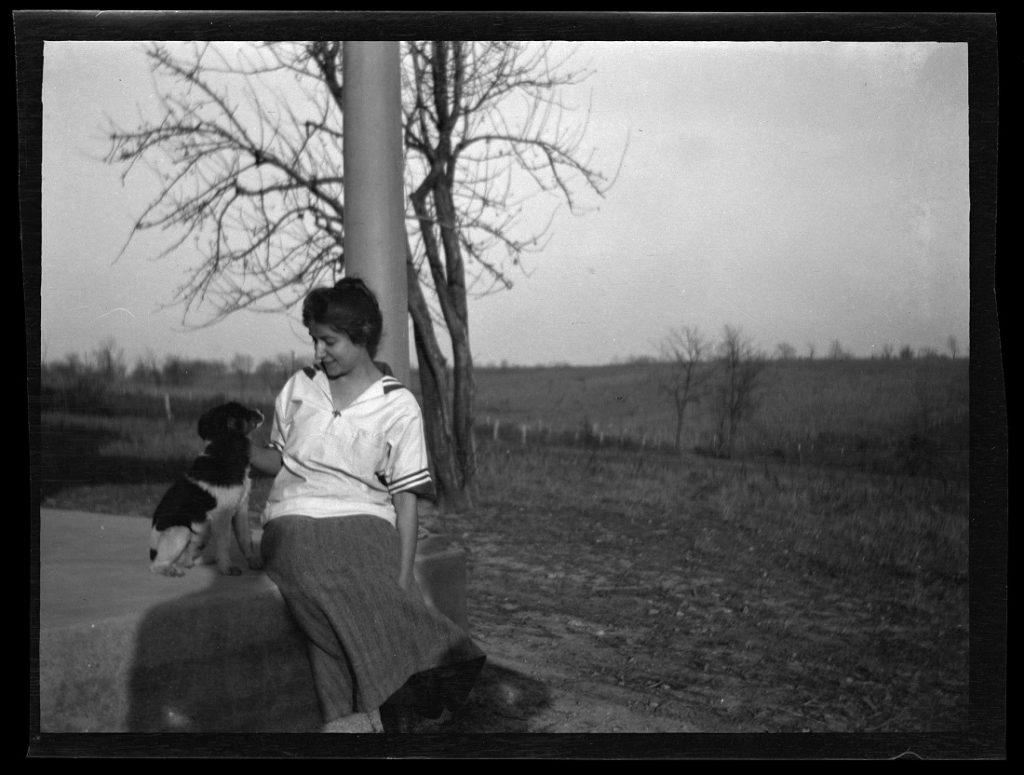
[{"left": 163, "top": 393, "right": 173, "bottom": 423}]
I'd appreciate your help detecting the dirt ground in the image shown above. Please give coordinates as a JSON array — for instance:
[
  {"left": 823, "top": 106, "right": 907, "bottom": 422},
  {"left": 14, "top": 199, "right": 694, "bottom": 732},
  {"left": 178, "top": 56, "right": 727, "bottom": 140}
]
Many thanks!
[
  {"left": 447, "top": 613, "right": 709, "bottom": 735},
  {"left": 416, "top": 488, "right": 970, "bottom": 747},
  {"left": 410, "top": 502, "right": 706, "bottom": 736},
  {"left": 414, "top": 520, "right": 729, "bottom": 738}
]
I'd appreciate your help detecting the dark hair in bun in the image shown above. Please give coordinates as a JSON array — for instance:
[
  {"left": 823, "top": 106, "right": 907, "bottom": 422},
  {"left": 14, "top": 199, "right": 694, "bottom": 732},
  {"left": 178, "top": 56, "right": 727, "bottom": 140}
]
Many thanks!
[{"left": 302, "top": 277, "right": 383, "bottom": 357}]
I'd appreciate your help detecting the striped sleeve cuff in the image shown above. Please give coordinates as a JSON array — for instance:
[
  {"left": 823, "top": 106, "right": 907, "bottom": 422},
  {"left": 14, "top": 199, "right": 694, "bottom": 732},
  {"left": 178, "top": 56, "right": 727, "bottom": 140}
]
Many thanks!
[{"left": 387, "top": 468, "right": 435, "bottom": 498}]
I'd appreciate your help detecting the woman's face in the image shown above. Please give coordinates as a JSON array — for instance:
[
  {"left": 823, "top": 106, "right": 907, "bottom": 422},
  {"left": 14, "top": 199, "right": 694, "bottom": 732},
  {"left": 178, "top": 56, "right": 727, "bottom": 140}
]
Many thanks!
[{"left": 309, "top": 322, "right": 365, "bottom": 378}]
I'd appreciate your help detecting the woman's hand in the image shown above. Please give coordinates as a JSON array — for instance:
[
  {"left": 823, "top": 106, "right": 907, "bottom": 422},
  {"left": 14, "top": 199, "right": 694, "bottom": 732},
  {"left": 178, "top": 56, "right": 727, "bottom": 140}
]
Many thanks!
[
  {"left": 398, "top": 568, "right": 418, "bottom": 595},
  {"left": 398, "top": 568, "right": 432, "bottom": 611},
  {"left": 250, "top": 445, "right": 283, "bottom": 476}
]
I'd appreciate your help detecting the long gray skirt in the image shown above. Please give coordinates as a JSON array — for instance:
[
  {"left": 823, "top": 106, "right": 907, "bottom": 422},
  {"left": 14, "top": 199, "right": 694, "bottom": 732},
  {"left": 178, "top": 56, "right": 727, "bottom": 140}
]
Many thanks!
[{"left": 261, "top": 514, "right": 485, "bottom": 724}]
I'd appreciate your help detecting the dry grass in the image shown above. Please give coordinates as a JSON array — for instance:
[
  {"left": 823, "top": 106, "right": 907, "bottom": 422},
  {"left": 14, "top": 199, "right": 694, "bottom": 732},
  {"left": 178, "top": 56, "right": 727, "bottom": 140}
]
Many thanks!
[{"left": 453, "top": 441, "right": 969, "bottom": 732}]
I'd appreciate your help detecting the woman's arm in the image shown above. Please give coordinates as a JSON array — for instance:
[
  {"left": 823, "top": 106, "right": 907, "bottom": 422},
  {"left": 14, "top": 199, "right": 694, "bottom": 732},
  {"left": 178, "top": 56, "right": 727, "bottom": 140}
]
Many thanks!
[
  {"left": 250, "top": 445, "right": 283, "bottom": 476},
  {"left": 393, "top": 490, "right": 420, "bottom": 593}
]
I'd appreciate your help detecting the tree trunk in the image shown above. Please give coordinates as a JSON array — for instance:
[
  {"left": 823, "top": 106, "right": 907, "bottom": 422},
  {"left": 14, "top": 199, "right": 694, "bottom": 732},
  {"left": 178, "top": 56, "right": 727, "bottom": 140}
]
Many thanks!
[
  {"left": 409, "top": 177, "right": 478, "bottom": 512},
  {"left": 406, "top": 252, "right": 473, "bottom": 512},
  {"left": 674, "top": 403, "right": 684, "bottom": 453},
  {"left": 432, "top": 176, "right": 476, "bottom": 495}
]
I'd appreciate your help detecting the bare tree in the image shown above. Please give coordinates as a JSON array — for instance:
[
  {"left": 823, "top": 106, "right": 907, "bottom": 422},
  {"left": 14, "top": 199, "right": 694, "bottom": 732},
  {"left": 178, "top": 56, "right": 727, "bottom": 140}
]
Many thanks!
[
  {"left": 712, "top": 325, "right": 764, "bottom": 458},
  {"left": 93, "top": 337, "right": 126, "bottom": 383},
  {"left": 805, "top": 342, "right": 816, "bottom": 361},
  {"left": 658, "top": 326, "right": 710, "bottom": 453},
  {"left": 947, "top": 335, "right": 959, "bottom": 360},
  {"left": 106, "top": 41, "right": 620, "bottom": 511},
  {"left": 131, "top": 349, "right": 164, "bottom": 386},
  {"left": 230, "top": 352, "right": 254, "bottom": 392},
  {"left": 398, "top": 41, "right": 619, "bottom": 508},
  {"left": 828, "top": 339, "right": 847, "bottom": 360},
  {"left": 774, "top": 341, "right": 797, "bottom": 361}
]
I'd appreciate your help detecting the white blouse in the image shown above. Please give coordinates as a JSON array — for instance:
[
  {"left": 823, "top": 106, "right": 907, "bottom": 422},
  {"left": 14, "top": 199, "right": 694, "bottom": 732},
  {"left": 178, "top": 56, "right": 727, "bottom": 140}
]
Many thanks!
[{"left": 262, "top": 366, "right": 434, "bottom": 526}]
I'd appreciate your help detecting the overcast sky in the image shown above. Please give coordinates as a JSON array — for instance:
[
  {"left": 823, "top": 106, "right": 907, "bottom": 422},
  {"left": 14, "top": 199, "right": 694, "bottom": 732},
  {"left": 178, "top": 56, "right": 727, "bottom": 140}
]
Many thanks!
[{"left": 38, "top": 37, "right": 971, "bottom": 368}]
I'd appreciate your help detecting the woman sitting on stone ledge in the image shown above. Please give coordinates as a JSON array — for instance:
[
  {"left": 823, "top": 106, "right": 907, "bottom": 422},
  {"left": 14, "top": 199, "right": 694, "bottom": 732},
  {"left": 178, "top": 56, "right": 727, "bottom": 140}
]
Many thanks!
[{"left": 249, "top": 277, "right": 485, "bottom": 733}]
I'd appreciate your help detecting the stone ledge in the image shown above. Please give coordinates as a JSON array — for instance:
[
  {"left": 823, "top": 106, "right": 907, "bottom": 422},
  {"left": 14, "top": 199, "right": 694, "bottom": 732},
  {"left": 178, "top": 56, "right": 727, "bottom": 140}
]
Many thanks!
[{"left": 37, "top": 508, "right": 469, "bottom": 732}]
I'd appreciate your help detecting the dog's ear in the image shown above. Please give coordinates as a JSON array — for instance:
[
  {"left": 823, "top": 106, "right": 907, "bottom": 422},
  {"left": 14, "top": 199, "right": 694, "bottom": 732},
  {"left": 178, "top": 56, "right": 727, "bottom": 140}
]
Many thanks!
[
  {"left": 248, "top": 408, "right": 265, "bottom": 431},
  {"left": 197, "top": 405, "right": 226, "bottom": 441}
]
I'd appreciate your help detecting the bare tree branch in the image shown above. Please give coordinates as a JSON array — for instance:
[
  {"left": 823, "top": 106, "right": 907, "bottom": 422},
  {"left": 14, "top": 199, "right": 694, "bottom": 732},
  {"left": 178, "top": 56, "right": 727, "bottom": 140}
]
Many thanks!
[{"left": 106, "top": 39, "right": 622, "bottom": 509}]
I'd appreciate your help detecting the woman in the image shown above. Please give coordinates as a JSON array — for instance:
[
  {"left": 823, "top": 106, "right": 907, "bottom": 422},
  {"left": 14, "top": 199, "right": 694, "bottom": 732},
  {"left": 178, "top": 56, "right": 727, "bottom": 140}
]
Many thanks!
[{"left": 250, "top": 277, "right": 485, "bottom": 733}]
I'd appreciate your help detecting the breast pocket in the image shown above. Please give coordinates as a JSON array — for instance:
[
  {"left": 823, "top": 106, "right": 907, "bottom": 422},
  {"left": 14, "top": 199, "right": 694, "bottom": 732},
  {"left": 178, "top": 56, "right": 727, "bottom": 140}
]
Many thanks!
[{"left": 318, "top": 423, "right": 387, "bottom": 481}]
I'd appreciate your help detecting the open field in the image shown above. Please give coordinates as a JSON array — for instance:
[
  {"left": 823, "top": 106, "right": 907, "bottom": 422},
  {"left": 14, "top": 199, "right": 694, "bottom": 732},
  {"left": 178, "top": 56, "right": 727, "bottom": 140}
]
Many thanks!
[
  {"left": 40, "top": 356, "right": 969, "bottom": 477},
  {"left": 35, "top": 358, "right": 971, "bottom": 735}
]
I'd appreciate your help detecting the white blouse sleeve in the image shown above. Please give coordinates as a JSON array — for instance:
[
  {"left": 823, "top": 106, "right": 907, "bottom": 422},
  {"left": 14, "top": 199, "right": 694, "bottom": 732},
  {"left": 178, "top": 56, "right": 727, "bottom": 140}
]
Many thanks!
[{"left": 383, "top": 404, "right": 434, "bottom": 499}]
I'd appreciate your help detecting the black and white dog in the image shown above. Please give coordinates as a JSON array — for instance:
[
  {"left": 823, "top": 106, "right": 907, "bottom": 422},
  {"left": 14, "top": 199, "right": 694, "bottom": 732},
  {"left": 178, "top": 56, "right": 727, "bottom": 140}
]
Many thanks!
[{"left": 149, "top": 402, "right": 265, "bottom": 577}]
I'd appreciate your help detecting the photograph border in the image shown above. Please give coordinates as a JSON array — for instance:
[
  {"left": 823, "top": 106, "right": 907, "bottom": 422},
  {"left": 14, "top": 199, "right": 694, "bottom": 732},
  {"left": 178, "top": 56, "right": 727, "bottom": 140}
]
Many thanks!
[{"left": 18, "top": 11, "right": 1004, "bottom": 760}]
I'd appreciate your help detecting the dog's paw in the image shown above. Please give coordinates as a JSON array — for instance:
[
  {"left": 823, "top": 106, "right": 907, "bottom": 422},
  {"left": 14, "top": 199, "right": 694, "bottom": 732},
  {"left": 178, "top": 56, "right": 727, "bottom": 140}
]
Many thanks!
[
  {"left": 152, "top": 563, "right": 187, "bottom": 577},
  {"left": 218, "top": 565, "right": 244, "bottom": 576},
  {"left": 246, "top": 557, "right": 264, "bottom": 571}
]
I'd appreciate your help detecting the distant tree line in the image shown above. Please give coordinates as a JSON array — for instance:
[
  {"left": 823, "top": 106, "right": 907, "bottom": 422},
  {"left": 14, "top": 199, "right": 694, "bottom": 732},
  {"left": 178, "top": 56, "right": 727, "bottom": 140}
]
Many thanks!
[
  {"left": 41, "top": 337, "right": 301, "bottom": 395},
  {"left": 43, "top": 330, "right": 966, "bottom": 397},
  {"left": 770, "top": 335, "right": 964, "bottom": 362},
  {"left": 657, "top": 326, "right": 966, "bottom": 459},
  {"left": 473, "top": 333, "right": 964, "bottom": 370}
]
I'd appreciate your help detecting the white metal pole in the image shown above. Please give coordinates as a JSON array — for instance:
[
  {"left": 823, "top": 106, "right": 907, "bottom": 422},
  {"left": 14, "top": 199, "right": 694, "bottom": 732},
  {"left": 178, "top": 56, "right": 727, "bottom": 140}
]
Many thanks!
[{"left": 342, "top": 41, "right": 409, "bottom": 385}]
